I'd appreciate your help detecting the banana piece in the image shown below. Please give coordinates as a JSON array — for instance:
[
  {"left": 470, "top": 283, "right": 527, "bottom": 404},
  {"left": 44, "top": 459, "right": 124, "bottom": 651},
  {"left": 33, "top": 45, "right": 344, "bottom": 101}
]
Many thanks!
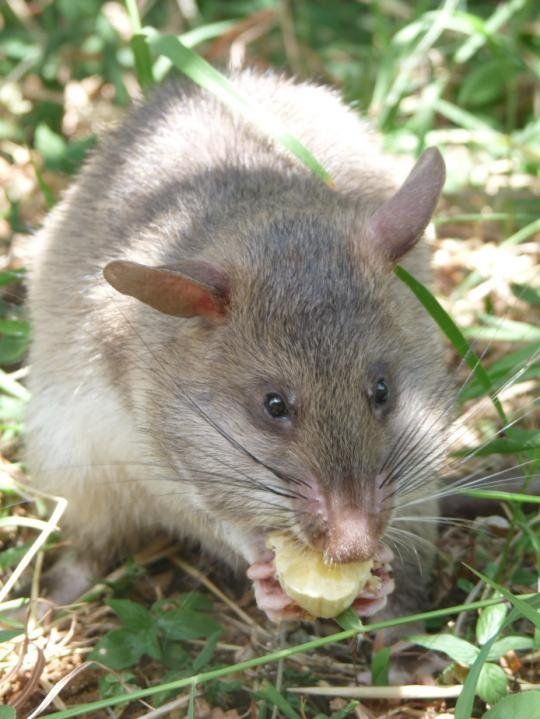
[{"left": 268, "top": 532, "right": 375, "bottom": 619}]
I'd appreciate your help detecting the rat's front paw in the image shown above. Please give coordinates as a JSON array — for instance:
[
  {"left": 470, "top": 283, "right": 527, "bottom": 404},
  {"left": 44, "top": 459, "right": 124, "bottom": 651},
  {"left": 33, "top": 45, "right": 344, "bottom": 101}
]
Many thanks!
[
  {"left": 247, "top": 547, "right": 395, "bottom": 623},
  {"left": 247, "top": 559, "right": 306, "bottom": 622},
  {"left": 352, "top": 563, "right": 395, "bottom": 616}
]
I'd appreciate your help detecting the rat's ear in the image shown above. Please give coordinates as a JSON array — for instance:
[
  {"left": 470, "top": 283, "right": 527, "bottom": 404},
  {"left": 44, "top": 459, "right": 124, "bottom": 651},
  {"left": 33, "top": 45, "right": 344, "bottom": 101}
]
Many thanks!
[
  {"left": 367, "top": 147, "right": 445, "bottom": 263},
  {"left": 103, "top": 260, "right": 230, "bottom": 320}
]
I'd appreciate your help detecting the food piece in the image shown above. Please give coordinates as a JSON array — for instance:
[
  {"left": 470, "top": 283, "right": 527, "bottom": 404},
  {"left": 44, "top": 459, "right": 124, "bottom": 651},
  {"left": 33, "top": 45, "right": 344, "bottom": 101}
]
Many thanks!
[{"left": 268, "top": 532, "right": 375, "bottom": 618}]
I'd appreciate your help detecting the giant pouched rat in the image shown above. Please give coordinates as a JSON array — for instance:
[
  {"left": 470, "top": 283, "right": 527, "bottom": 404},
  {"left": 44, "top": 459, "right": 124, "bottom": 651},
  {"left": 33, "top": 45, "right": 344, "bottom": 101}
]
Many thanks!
[{"left": 26, "top": 70, "right": 449, "bottom": 623}]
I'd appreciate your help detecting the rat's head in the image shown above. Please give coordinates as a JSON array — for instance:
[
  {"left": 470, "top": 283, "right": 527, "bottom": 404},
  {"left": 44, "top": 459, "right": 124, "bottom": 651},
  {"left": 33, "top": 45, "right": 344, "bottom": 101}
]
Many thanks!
[{"left": 104, "top": 148, "right": 447, "bottom": 564}]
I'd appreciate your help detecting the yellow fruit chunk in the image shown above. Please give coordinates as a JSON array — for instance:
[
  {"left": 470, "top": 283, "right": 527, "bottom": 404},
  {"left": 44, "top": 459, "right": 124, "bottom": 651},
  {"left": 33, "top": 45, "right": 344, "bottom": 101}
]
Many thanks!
[{"left": 268, "top": 532, "right": 374, "bottom": 619}]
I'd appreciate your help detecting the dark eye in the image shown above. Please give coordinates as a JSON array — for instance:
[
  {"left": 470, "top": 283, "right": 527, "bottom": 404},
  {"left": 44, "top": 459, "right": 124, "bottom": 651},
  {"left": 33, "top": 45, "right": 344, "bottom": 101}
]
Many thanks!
[
  {"left": 264, "top": 393, "right": 289, "bottom": 419},
  {"left": 373, "top": 378, "right": 389, "bottom": 406}
]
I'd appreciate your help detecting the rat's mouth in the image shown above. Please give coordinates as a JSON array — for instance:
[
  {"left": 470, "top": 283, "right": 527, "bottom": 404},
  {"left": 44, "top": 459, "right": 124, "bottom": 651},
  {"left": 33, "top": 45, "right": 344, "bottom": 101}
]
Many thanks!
[{"left": 247, "top": 542, "right": 394, "bottom": 623}]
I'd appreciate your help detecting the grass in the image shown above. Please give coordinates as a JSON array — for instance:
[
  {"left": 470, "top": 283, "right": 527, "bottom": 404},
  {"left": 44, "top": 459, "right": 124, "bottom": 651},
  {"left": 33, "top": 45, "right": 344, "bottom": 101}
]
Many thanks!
[{"left": 1, "top": 0, "right": 539, "bottom": 717}]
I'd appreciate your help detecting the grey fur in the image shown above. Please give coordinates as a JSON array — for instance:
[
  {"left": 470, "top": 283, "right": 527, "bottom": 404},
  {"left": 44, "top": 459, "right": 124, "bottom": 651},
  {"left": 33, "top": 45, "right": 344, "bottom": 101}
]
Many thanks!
[{"left": 26, "top": 70, "right": 450, "bottom": 617}]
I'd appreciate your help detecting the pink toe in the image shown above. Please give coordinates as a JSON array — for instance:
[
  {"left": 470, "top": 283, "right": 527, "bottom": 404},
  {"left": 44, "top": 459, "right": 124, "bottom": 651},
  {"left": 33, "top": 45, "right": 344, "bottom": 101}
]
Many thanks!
[
  {"left": 247, "top": 560, "right": 275, "bottom": 580},
  {"left": 357, "top": 575, "right": 395, "bottom": 599},
  {"left": 255, "top": 579, "right": 295, "bottom": 610},
  {"left": 353, "top": 595, "right": 388, "bottom": 616}
]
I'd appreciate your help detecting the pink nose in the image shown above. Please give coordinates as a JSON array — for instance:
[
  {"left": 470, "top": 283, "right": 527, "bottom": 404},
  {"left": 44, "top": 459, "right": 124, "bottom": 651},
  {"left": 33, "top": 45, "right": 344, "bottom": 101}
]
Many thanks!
[{"left": 323, "top": 506, "right": 379, "bottom": 564}]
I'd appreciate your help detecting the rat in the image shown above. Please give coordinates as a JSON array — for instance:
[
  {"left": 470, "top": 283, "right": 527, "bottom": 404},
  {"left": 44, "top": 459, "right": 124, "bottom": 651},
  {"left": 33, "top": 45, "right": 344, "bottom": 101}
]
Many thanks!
[{"left": 25, "top": 69, "right": 448, "bottom": 624}]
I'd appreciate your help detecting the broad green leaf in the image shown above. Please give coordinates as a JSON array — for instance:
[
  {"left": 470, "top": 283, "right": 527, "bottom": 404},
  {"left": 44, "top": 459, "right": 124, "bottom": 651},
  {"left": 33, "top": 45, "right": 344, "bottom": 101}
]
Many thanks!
[
  {"left": 0, "top": 707, "right": 16, "bottom": 719},
  {"left": 0, "top": 270, "right": 26, "bottom": 287},
  {"left": 107, "top": 599, "right": 155, "bottom": 631},
  {"left": 179, "top": 591, "right": 214, "bottom": 612},
  {"left": 336, "top": 607, "right": 364, "bottom": 631},
  {"left": 0, "top": 543, "right": 32, "bottom": 570},
  {"left": 0, "top": 335, "right": 29, "bottom": 365},
  {"left": 476, "top": 599, "right": 507, "bottom": 644},
  {"left": 152, "top": 592, "right": 213, "bottom": 615},
  {"left": 408, "top": 633, "right": 479, "bottom": 665},
  {"left": 0, "top": 629, "right": 23, "bottom": 642},
  {"left": 477, "top": 662, "right": 508, "bottom": 705},
  {"left": 161, "top": 640, "right": 190, "bottom": 670},
  {"left": 155, "top": 607, "right": 221, "bottom": 641},
  {"left": 90, "top": 628, "right": 149, "bottom": 669},
  {"left": 488, "top": 635, "right": 534, "bottom": 660},
  {"left": 0, "top": 319, "right": 30, "bottom": 337},
  {"left": 145, "top": 34, "right": 333, "bottom": 185},
  {"left": 482, "top": 690, "right": 540, "bottom": 718}
]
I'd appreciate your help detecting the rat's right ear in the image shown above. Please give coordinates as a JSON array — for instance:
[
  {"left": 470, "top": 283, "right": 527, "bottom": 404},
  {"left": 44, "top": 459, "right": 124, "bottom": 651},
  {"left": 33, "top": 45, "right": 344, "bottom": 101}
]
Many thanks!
[
  {"left": 103, "top": 260, "right": 230, "bottom": 321},
  {"left": 367, "top": 147, "right": 445, "bottom": 263}
]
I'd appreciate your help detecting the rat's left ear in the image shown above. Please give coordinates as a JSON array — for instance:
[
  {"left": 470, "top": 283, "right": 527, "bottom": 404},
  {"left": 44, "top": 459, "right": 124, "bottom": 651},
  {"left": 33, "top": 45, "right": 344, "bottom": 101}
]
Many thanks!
[
  {"left": 367, "top": 147, "right": 445, "bottom": 263},
  {"left": 103, "top": 259, "right": 230, "bottom": 321}
]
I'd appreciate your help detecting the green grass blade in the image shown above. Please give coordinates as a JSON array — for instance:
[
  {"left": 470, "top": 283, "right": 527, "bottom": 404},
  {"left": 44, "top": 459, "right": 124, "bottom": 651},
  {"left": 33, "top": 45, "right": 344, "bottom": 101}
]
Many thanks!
[
  {"left": 456, "top": 429, "right": 540, "bottom": 456},
  {"left": 454, "top": 631, "right": 500, "bottom": 719},
  {"left": 394, "top": 264, "right": 507, "bottom": 423},
  {"left": 466, "top": 566, "right": 540, "bottom": 630},
  {"left": 145, "top": 34, "right": 333, "bottom": 185},
  {"left": 459, "top": 340, "right": 540, "bottom": 401},
  {"left": 434, "top": 212, "right": 520, "bottom": 224},
  {"left": 376, "top": 0, "right": 459, "bottom": 124},
  {"left": 504, "top": 217, "right": 540, "bottom": 246},
  {"left": 131, "top": 34, "right": 154, "bottom": 89},
  {"left": 465, "top": 317, "right": 540, "bottom": 343},
  {"left": 434, "top": 98, "right": 502, "bottom": 134},
  {"left": 124, "top": 0, "right": 154, "bottom": 89},
  {"left": 462, "top": 489, "right": 540, "bottom": 504},
  {"left": 152, "top": 21, "right": 239, "bottom": 82},
  {"left": 454, "top": 0, "right": 528, "bottom": 64},
  {"left": 124, "top": 0, "right": 142, "bottom": 31},
  {"left": 179, "top": 20, "right": 239, "bottom": 48}
]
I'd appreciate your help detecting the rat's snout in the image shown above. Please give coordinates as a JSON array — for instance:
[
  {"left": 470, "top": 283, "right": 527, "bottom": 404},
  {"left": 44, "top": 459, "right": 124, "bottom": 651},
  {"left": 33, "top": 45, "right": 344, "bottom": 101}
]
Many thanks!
[
  {"left": 323, "top": 505, "right": 380, "bottom": 563},
  {"left": 306, "top": 493, "right": 386, "bottom": 564},
  {"left": 296, "top": 475, "right": 389, "bottom": 563}
]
